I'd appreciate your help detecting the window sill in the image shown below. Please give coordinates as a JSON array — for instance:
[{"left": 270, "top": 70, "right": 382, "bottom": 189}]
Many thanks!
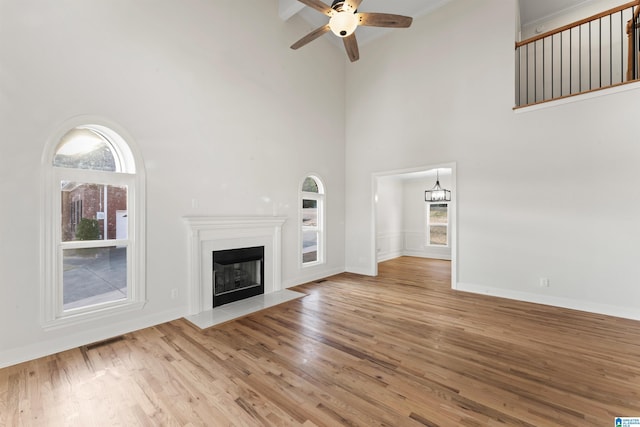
[
  {"left": 302, "top": 261, "right": 324, "bottom": 268},
  {"left": 42, "top": 300, "right": 146, "bottom": 331}
]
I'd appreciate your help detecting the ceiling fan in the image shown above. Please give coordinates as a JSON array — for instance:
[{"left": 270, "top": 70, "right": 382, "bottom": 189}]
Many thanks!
[{"left": 290, "top": 0, "right": 413, "bottom": 62}]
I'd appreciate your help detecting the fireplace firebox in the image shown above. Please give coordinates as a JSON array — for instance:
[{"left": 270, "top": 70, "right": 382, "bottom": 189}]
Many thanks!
[{"left": 212, "top": 246, "right": 264, "bottom": 308}]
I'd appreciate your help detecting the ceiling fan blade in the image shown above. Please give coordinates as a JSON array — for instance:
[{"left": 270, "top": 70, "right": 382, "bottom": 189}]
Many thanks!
[
  {"left": 345, "top": 0, "right": 363, "bottom": 12},
  {"left": 342, "top": 33, "right": 360, "bottom": 62},
  {"left": 291, "top": 24, "right": 331, "bottom": 50},
  {"left": 296, "top": 0, "right": 333, "bottom": 16},
  {"left": 356, "top": 12, "right": 413, "bottom": 28}
]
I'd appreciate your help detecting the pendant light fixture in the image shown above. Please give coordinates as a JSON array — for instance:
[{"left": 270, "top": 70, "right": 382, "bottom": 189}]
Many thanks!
[{"left": 425, "top": 169, "right": 451, "bottom": 202}]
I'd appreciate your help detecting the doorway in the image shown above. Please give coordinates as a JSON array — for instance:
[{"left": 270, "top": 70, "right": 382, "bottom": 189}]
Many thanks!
[{"left": 372, "top": 163, "right": 456, "bottom": 288}]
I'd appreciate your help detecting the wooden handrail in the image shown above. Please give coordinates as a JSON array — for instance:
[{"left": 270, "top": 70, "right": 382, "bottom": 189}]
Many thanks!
[{"left": 516, "top": 1, "right": 637, "bottom": 48}]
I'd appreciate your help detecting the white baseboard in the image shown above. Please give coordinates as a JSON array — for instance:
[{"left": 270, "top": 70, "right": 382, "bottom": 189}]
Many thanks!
[
  {"left": 282, "top": 266, "right": 345, "bottom": 288},
  {"left": 377, "top": 250, "right": 402, "bottom": 263},
  {"left": 345, "top": 265, "right": 374, "bottom": 276},
  {"left": 377, "top": 252, "right": 451, "bottom": 262},
  {"left": 0, "top": 307, "right": 185, "bottom": 369},
  {"left": 456, "top": 282, "right": 640, "bottom": 322},
  {"left": 402, "top": 250, "right": 451, "bottom": 261}
]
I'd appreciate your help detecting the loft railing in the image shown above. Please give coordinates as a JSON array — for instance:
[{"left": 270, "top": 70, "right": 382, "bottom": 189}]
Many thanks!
[
  {"left": 627, "top": 0, "right": 640, "bottom": 79},
  {"left": 515, "top": 1, "right": 640, "bottom": 108}
]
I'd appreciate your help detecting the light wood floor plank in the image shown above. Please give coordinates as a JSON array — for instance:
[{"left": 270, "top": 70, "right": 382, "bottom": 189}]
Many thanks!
[{"left": 1, "top": 257, "right": 640, "bottom": 426}]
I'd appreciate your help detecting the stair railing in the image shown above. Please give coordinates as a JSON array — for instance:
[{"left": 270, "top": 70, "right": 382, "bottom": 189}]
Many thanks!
[{"left": 515, "top": 1, "right": 640, "bottom": 108}]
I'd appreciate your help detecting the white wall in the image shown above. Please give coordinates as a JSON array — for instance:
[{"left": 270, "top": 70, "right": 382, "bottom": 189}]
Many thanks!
[
  {"left": 345, "top": 0, "right": 640, "bottom": 320},
  {"left": 375, "top": 176, "right": 404, "bottom": 261},
  {"left": 0, "top": 0, "right": 346, "bottom": 367}
]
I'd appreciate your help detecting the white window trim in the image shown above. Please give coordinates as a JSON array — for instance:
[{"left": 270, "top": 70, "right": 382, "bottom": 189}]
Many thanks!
[
  {"left": 300, "top": 175, "right": 325, "bottom": 268},
  {"left": 41, "top": 118, "right": 146, "bottom": 330},
  {"left": 425, "top": 202, "right": 450, "bottom": 248}
]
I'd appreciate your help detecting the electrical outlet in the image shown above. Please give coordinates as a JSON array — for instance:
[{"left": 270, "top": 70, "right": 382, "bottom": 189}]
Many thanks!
[
  {"left": 539, "top": 277, "right": 550, "bottom": 287},
  {"left": 171, "top": 288, "right": 178, "bottom": 299}
]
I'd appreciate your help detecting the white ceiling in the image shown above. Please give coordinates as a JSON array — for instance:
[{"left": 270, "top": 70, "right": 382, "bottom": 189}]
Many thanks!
[
  {"left": 282, "top": 0, "right": 594, "bottom": 46},
  {"left": 281, "top": 0, "right": 454, "bottom": 47},
  {"left": 519, "top": 0, "right": 593, "bottom": 26}
]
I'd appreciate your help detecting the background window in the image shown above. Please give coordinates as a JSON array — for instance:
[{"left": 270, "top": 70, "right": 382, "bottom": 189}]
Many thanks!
[
  {"left": 301, "top": 176, "right": 324, "bottom": 266},
  {"left": 426, "top": 203, "right": 449, "bottom": 246}
]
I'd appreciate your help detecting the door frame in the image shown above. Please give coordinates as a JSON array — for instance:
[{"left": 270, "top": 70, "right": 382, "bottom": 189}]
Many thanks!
[{"left": 371, "top": 162, "right": 457, "bottom": 289}]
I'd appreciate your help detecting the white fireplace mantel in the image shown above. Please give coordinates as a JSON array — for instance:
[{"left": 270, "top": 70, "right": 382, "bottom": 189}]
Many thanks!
[{"left": 183, "top": 216, "right": 287, "bottom": 316}]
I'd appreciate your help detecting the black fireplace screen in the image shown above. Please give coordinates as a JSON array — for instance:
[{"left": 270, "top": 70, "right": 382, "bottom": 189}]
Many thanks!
[{"left": 212, "top": 246, "right": 264, "bottom": 308}]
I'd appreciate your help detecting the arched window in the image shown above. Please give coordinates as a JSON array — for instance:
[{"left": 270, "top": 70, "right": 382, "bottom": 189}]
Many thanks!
[
  {"left": 301, "top": 175, "right": 325, "bottom": 266},
  {"left": 42, "top": 122, "right": 145, "bottom": 327}
]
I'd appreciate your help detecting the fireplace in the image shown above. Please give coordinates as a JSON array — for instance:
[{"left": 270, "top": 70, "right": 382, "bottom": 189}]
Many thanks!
[
  {"left": 183, "top": 216, "right": 287, "bottom": 316},
  {"left": 184, "top": 216, "right": 306, "bottom": 329},
  {"left": 213, "top": 246, "right": 264, "bottom": 307}
]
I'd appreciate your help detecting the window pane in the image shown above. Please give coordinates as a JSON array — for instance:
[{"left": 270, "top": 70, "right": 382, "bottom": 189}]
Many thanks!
[
  {"left": 429, "top": 203, "right": 448, "bottom": 225},
  {"left": 63, "top": 247, "right": 127, "bottom": 310},
  {"left": 53, "top": 128, "right": 117, "bottom": 171},
  {"left": 302, "top": 231, "right": 318, "bottom": 263},
  {"left": 61, "top": 182, "right": 128, "bottom": 241},
  {"left": 302, "top": 199, "right": 318, "bottom": 227},
  {"left": 302, "top": 177, "right": 319, "bottom": 193},
  {"left": 429, "top": 225, "right": 447, "bottom": 246}
]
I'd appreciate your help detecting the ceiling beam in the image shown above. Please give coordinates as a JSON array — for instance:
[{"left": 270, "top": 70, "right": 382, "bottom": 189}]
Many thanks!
[{"left": 279, "top": 0, "right": 304, "bottom": 21}]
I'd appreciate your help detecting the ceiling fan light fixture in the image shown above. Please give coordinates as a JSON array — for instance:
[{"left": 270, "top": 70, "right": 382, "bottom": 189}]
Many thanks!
[
  {"left": 329, "top": 11, "right": 358, "bottom": 37},
  {"left": 291, "top": 0, "right": 413, "bottom": 62}
]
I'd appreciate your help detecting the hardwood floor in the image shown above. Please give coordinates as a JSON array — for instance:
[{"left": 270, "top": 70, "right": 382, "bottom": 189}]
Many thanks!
[{"left": 1, "top": 257, "right": 640, "bottom": 426}]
